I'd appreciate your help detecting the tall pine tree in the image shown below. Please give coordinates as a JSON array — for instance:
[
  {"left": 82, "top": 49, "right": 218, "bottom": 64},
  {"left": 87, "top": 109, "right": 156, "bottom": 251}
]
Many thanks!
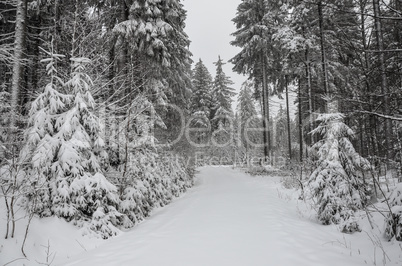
[
  {"left": 237, "top": 81, "right": 261, "bottom": 165},
  {"left": 190, "top": 59, "right": 213, "bottom": 130},
  {"left": 211, "top": 56, "right": 236, "bottom": 130}
]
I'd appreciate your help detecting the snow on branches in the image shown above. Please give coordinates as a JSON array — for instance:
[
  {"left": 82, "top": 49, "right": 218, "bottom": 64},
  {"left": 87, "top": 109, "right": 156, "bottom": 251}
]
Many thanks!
[
  {"left": 385, "top": 184, "right": 402, "bottom": 241},
  {"left": 307, "top": 100, "right": 372, "bottom": 233},
  {"left": 22, "top": 52, "right": 121, "bottom": 238},
  {"left": 19, "top": 48, "right": 194, "bottom": 239}
]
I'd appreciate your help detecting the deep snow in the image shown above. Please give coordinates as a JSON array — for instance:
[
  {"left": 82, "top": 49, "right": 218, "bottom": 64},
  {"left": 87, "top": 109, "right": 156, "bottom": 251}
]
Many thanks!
[{"left": 2, "top": 166, "right": 402, "bottom": 265}]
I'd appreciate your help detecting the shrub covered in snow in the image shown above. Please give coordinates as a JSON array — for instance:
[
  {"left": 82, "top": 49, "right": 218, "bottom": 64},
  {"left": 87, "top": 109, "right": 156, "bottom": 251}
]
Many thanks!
[
  {"left": 306, "top": 104, "right": 372, "bottom": 232},
  {"left": 112, "top": 149, "right": 194, "bottom": 229},
  {"left": 114, "top": 130, "right": 193, "bottom": 228},
  {"left": 384, "top": 184, "right": 402, "bottom": 241}
]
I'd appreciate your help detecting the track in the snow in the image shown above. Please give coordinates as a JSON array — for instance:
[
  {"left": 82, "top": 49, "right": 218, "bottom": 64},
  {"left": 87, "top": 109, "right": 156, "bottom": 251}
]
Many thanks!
[{"left": 62, "top": 166, "right": 366, "bottom": 266}]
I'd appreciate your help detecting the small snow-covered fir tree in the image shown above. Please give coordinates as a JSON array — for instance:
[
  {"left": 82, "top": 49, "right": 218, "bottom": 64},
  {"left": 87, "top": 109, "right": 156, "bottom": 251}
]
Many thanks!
[
  {"left": 23, "top": 52, "right": 121, "bottom": 238},
  {"left": 22, "top": 51, "right": 68, "bottom": 216},
  {"left": 307, "top": 99, "right": 372, "bottom": 233}
]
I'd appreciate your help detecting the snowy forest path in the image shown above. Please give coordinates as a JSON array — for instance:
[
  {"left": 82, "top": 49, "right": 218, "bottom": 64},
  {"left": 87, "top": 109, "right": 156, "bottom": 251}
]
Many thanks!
[{"left": 63, "top": 166, "right": 367, "bottom": 266}]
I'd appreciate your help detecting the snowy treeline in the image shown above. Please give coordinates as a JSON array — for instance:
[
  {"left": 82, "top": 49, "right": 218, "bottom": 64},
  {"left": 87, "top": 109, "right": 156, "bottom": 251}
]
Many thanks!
[
  {"left": 188, "top": 57, "right": 238, "bottom": 161},
  {"left": 229, "top": 0, "right": 402, "bottom": 241},
  {"left": 1, "top": 51, "right": 194, "bottom": 240}
]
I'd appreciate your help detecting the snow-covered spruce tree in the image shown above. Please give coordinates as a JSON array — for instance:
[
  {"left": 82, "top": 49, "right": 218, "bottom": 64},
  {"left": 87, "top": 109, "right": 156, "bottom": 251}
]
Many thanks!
[
  {"left": 189, "top": 59, "right": 213, "bottom": 144},
  {"left": 191, "top": 59, "right": 213, "bottom": 119},
  {"left": 209, "top": 56, "right": 236, "bottom": 157},
  {"left": 22, "top": 52, "right": 67, "bottom": 217},
  {"left": 307, "top": 100, "right": 372, "bottom": 233},
  {"left": 211, "top": 56, "right": 236, "bottom": 129},
  {"left": 23, "top": 53, "right": 121, "bottom": 238},
  {"left": 237, "top": 81, "right": 260, "bottom": 166}
]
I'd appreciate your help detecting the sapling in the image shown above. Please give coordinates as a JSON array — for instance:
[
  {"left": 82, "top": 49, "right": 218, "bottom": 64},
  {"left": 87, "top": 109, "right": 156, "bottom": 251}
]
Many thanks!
[{"left": 307, "top": 99, "right": 372, "bottom": 233}]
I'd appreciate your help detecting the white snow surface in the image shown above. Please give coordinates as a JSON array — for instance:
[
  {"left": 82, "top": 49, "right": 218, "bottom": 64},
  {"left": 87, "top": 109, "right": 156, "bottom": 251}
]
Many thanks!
[
  {"left": 60, "top": 167, "right": 395, "bottom": 266},
  {"left": 2, "top": 166, "right": 402, "bottom": 265}
]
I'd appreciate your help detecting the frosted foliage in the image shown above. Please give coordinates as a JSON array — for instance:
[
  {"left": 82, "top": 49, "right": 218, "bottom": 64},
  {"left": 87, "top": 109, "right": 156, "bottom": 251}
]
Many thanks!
[
  {"left": 236, "top": 81, "right": 260, "bottom": 156},
  {"left": 192, "top": 111, "right": 210, "bottom": 128},
  {"left": 120, "top": 94, "right": 166, "bottom": 151},
  {"left": 20, "top": 51, "right": 194, "bottom": 238},
  {"left": 213, "top": 107, "right": 232, "bottom": 120},
  {"left": 191, "top": 59, "right": 213, "bottom": 114},
  {"left": 113, "top": 0, "right": 188, "bottom": 67},
  {"left": 106, "top": 86, "right": 193, "bottom": 231},
  {"left": 23, "top": 55, "right": 120, "bottom": 238},
  {"left": 211, "top": 56, "right": 235, "bottom": 125},
  {"left": 85, "top": 206, "right": 121, "bottom": 239},
  {"left": 307, "top": 112, "right": 372, "bottom": 231},
  {"left": 237, "top": 81, "right": 257, "bottom": 118},
  {"left": 273, "top": 25, "right": 307, "bottom": 52},
  {"left": 385, "top": 184, "right": 402, "bottom": 241},
  {"left": 0, "top": 84, "right": 11, "bottom": 154},
  {"left": 117, "top": 150, "right": 193, "bottom": 229}
]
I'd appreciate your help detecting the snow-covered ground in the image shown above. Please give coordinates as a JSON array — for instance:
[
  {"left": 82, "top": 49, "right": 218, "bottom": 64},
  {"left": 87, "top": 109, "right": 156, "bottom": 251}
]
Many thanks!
[{"left": 2, "top": 166, "right": 402, "bottom": 265}]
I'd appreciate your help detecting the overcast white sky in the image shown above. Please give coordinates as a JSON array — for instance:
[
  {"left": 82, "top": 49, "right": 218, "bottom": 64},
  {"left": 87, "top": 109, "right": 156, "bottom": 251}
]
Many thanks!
[{"left": 182, "top": 0, "right": 297, "bottom": 117}]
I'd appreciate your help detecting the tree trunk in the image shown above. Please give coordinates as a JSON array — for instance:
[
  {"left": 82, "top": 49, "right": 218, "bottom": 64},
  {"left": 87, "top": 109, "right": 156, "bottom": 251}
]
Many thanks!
[
  {"left": 119, "top": 1, "right": 129, "bottom": 103},
  {"left": 305, "top": 47, "right": 314, "bottom": 144},
  {"left": 317, "top": 0, "right": 329, "bottom": 106},
  {"left": 298, "top": 78, "right": 303, "bottom": 162},
  {"left": 71, "top": 0, "right": 79, "bottom": 58},
  {"left": 373, "top": 0, "right": 391, "bottom": 162},
  {"left": 105, "top": 38, "right": 116, "bottom": 147},
  {"left": 114, "top": 2, "right": 129, "bottom": 160},
  {"left": 359, "top": 0, "right": 380, "bottom": 158},
  {"left": 261, "top": 54, "right": 270, "bottom": 162},
  {"left": 10, "top": 0, "right": 27, "bottom": 130},
  {"left": 285, "top": 76, "right": 292, "bottom": 160},
  {"left": 31, "top": 15, "right": 41, "bottom": 102}
]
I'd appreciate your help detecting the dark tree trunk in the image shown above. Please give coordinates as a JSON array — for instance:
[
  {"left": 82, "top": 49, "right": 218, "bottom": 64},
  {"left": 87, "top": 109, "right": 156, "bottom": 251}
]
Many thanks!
[
  {"left": 298, "top": 79, "right": 303, "bottom": 162},
  {"left": 285, "top": 76, "right": 292, "bottom": 160},
  {"left": 261, "top": 54, "right": 271, "bottom": 161},
  {"left": 305, "top": 47, "right": 314, "bottom": 145},
  {"left": 373, "top": 0, "right": 391, "bottom": 162},
  {"left": 317, "top": 0, "right": 329, "bottom": 107},
  {"left": 10, "top": 0, "right": 27, "bottom": 130}
]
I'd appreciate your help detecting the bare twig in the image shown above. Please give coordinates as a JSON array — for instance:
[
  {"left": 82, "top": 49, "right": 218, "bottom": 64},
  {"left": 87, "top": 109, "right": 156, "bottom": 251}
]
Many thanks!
[
  {"left": 3, "top": 257, "right": 29, "bottom": 266},
  {"left": 75, "top": 239, "right": 87, "bottom": 251}
]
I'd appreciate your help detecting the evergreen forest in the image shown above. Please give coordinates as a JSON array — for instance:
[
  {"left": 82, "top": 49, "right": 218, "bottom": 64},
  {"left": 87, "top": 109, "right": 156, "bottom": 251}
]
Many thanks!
[{"left": 1, "top": 0, "right": 402, "bottom": 262}]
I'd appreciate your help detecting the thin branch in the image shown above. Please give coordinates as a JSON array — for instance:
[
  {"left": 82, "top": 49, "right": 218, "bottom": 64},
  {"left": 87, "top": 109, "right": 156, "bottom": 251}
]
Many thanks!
[
  {"left": 3, "top": 257, "right": 29, "bottom": 266},
  {"left": 355, "top": 110, "right": 402, "bottom": 121},
  {"left": 366, "top": 49, "right": 402, "bottom": 53}
]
